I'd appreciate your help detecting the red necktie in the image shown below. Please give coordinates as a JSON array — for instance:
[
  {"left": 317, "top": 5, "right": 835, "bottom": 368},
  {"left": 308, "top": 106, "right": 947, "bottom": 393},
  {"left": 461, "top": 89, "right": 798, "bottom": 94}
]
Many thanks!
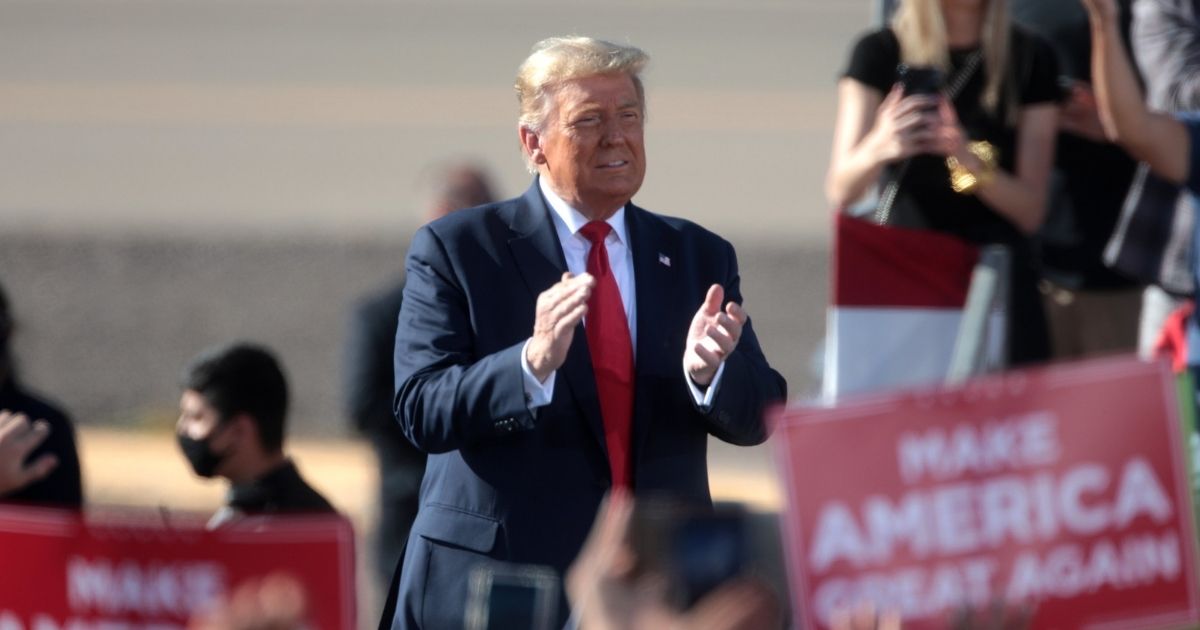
[{"left": 578, "top": 221, "right": 635, "bottom": 489}]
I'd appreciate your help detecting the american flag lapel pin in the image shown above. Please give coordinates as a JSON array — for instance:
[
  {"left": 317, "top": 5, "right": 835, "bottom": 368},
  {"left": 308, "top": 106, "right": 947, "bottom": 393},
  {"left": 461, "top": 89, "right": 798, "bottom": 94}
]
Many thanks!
[{"left": 658, "top": 253, "right": 671, "bottom": 267}]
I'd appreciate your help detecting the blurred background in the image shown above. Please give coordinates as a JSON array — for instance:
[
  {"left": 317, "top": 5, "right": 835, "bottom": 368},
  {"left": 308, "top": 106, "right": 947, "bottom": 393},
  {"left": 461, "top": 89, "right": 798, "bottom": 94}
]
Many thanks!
[{"left": 0, "top": 0, "right": 869, "bottom": 623}]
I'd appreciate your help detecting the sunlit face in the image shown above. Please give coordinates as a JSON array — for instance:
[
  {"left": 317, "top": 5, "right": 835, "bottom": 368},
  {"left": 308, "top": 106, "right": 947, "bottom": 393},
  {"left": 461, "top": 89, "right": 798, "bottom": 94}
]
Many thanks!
[
  {"left": 177, "top": 389, "right": 223, "bottom": 441},
  {"left": 524, "top": 73, "right": 646, "bottom": 220}
]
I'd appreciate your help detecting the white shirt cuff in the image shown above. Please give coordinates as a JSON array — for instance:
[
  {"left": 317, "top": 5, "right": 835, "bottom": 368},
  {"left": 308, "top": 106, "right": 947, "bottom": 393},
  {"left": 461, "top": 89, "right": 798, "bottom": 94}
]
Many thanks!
[
  {"left": 521, "top": 338, "right": 556, "bottom": 409},
  {"left": 684, "top": 360, "right": 726, "bottom": 410}
]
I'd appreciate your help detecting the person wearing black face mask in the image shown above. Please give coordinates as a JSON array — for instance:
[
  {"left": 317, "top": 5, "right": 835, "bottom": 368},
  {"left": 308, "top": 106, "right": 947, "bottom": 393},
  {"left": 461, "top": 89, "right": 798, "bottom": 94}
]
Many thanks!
[
  {"left": 175, "top": 403, "right": 234, "bottom": 479},
  {"left": 176, "top": 342, "right": 335, "bottom": 529}
]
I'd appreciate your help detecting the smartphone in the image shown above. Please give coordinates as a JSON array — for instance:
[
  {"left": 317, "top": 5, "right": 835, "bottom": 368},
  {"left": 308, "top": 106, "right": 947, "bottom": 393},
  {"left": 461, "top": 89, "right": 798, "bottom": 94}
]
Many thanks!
[
  {"left": 897, "top": 64, "right": 943, "bottom": 97},
  {"left": 630, "top": 498, "right": 749, "bottom": 610},
  {"left": 464, "top": 563, "right": 559, "bottom": 630}
]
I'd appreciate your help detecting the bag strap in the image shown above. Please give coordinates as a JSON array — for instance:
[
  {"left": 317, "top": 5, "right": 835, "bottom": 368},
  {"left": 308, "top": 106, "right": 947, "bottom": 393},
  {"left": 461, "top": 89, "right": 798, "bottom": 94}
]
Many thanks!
[
  {"left": 945, "top": 51, "right": 982, "bottom": 101},
  {"left": 873, "top": 51, "right": 983, "bottom": 224}
]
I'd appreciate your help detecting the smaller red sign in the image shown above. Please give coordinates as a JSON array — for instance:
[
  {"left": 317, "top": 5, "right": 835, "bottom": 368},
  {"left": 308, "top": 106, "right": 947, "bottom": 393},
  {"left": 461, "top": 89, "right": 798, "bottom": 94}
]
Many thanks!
[
  {"left": 0, "top": 508, "right": 355, "bottom": 629},
  {"left": 774, "top": 356, "right": 1200, "bottom": 630}
]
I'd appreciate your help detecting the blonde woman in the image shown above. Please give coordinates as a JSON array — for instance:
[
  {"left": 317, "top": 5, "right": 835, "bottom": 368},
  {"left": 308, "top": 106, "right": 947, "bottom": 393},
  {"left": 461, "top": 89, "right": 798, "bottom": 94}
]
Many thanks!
[{"left": 827, "top": 0, "right": 1061, "bottom": 366}]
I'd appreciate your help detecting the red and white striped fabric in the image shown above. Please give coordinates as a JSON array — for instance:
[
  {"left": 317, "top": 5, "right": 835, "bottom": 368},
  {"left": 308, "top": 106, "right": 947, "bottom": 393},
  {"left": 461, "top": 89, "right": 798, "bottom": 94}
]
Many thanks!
[{"left": 823, "top": 214, "right": 999, "bottom": 399}]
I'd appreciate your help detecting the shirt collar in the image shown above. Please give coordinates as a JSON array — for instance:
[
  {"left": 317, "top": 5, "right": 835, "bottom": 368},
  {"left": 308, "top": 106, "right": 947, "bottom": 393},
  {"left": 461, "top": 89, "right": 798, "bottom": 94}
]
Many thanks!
[{"left": 538, "top": 177, "right": 628, "bottom": 246}]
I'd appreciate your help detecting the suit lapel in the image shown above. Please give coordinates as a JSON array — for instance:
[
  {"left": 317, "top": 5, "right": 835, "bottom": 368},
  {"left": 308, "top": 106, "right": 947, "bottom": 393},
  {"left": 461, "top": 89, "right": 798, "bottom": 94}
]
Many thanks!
[
  {"left": 626, "top": 204, "right": 681, "bottom": 468},
  {"left": 507, "top": 181, "right": 567, "bottom": 299},
  {"left": 506, "top": 179, "right": 609, "bottom": 466}
]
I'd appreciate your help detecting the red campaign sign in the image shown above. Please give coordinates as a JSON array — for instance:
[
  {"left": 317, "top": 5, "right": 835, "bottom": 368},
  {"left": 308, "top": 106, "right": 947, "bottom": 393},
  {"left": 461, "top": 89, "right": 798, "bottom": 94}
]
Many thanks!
[
  {"left": 774, "top": 356, "right": 1200, "bottom": 630},
  {"left": 0, "top": 508, "right": 356, "bottom": 629}
]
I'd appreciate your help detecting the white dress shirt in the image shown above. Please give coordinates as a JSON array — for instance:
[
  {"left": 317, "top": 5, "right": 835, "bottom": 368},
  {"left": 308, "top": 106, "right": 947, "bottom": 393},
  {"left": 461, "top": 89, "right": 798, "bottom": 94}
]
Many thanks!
[{"left": 520, "top": 178, "right": 724, "bottom": 409}]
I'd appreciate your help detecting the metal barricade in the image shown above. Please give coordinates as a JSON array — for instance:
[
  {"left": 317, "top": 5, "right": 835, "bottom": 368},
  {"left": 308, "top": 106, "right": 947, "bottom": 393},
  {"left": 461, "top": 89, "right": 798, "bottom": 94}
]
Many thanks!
[{"left": 945, "top": 244, "right": 1010, "bottom": 384}]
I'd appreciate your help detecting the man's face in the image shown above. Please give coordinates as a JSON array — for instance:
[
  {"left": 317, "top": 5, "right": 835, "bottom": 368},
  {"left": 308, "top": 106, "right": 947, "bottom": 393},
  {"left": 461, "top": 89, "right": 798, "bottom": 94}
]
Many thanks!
[
  {"left": 526, "top": 73, "right": 646, "bottom": 220},
  {"left": 177, "top": 389, "right": 223, "bottom": 441},
  {"left": 177, "top": 389, "right": 238, "bottom": 478},
  {"left": 177, "top": 386, "right": 241, "bottom": 448}
]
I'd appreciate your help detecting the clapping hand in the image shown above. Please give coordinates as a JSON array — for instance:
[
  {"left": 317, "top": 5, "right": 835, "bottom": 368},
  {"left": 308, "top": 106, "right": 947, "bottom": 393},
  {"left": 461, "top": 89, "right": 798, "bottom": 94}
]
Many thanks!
[
  {"left": 1059, "top": 81, "right": 1108, "bottom": 142},
  {"left": 684, "top": 285, "right": 745, "bottom": 387},
  {"left": 525, "top": 272, "right": 595, "bottom": 383}
]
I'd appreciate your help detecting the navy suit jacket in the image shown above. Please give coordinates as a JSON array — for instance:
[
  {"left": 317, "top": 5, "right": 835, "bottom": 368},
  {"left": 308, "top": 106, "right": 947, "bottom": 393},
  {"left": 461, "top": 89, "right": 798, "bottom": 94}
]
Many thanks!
[{"left": 387, "top": 179, "right": 786, "bottom": 628}]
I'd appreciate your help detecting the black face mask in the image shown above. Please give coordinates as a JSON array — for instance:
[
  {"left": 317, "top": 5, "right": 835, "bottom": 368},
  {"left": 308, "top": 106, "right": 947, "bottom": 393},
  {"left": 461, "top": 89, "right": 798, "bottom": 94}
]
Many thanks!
[{"left": 177, "top": 425, "right": 229, "bottom": 478}]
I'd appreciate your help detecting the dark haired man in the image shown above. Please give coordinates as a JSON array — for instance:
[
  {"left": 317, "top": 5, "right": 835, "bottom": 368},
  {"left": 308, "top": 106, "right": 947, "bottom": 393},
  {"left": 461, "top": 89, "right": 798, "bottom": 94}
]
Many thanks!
[{"left": 177, "top": 342, "right": 334, "bottom": 528}]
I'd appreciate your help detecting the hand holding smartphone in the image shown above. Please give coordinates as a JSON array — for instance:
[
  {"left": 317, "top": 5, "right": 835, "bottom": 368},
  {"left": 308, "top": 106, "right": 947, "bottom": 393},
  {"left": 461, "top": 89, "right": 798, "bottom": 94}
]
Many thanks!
[
  {"left": 630, "top": 498, "right": 750, "bottom": 610},
  {"left": 897, "top": 64, "right": 944, "bottom": 117}
]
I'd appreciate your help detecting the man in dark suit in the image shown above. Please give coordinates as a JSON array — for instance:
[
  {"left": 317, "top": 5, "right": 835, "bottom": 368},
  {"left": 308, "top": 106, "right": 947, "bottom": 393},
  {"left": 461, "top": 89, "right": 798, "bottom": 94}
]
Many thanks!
[{"left": 385, "top": 36, "right": 787, "bottom": 629}]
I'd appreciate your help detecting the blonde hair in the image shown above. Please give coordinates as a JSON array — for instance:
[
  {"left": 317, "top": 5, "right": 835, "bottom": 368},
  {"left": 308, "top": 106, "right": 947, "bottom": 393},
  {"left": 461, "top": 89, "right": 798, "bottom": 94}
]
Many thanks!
[
  {"left": 515, "top": 36, "right": 649, "bottom": 134},
  {"left": 891, "top": 0, "right": 1014, "bottom": 122}
]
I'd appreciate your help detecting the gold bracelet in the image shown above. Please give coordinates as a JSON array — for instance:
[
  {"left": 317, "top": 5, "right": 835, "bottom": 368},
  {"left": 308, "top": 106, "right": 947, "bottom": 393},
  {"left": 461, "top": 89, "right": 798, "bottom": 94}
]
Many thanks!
[{"left": 946, "top": 140, "right": 998, "bottom": 195}]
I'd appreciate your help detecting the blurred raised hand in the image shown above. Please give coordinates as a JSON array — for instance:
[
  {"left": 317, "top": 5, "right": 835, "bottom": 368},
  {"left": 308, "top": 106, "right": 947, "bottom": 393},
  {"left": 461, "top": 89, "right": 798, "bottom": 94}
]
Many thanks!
[
  {"left": 567, "top": 491, "right": 782, "bottom": 630},
  {"left": 0, "top": 410, "right": 58, "bottom": 495}
]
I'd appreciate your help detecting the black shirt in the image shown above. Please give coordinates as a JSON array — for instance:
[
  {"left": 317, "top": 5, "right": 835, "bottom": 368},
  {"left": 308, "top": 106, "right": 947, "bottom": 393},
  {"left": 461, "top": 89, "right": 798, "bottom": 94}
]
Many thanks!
[
  {"left": 0, "top": 378, "right": 83, "bottom": 509},
  {"left": 223, "top": 459, "right": 335, "bottom": 519},
  {"left": 843, "top": 27, "right": 1060, "bottom": 246},
  {"left": 1011, "top": 0, "right": 1140, "bottom": 290}
]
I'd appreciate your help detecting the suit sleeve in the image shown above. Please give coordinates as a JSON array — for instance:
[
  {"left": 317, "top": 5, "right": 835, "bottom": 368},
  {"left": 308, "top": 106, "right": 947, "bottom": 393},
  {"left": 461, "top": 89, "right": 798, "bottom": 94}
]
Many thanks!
[
  {"left": 392, "top": 225, "right": 534, "bottom": 454},
  {"left": 698, "top": 240, "right": 787, "bottom": 446}
]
